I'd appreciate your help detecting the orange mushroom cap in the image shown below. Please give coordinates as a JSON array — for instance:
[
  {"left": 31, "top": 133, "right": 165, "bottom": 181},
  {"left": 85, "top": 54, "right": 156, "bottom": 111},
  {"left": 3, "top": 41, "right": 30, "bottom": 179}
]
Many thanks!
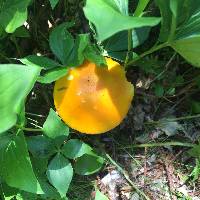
[{"left": 53, "top": 57, "right": 134, "bottom": 134}]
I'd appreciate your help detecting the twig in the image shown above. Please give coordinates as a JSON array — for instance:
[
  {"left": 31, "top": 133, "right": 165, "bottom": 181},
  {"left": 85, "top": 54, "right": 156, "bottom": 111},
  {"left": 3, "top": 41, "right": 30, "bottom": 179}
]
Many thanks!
[
  {"left": 127, "top": 42, "right": 168, "bottom": 66},
  {"left": 145, "top": 114, "right": 200, "bottom": 125},
  {"left": 105, "top": 153, "right": 151, "bottom": 200},
  {"left": 162, "top": 156, "right": 177, "bottom": 200},
  {"left": 149, "top": 52, "right": 177, "bottom": 85},
  {"left": 142, "top": 147, "right": 148, "bottom": 188},
  {"left": 15, "top": 124, "right": 42, "bottom": 132},
  {"left": 121, "top": 142, "right": 194, "bottom": 149},
  {"left": 25, "top": 112, "right": 46, "bottom": 118}
]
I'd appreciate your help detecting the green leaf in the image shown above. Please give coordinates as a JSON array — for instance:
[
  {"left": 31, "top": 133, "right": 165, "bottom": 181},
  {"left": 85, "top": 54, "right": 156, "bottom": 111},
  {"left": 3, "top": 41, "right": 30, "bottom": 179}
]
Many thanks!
[
  {"left": 31, "top": 157, "right": 48, "bottom": 176},
  {"left": 134, "top": 0, "right": 150, "bottom": 17},
  {"left": 43, "top": 109, "right": 69, "bottom": 139},
  {"left": 0, "top": 133, "right": 13, "bottom": 153},
  {"left": 156, "top": 0, "right": 200, "bottom": 67},
  {"left": 112, "top": 0, "right": 129, "bottom": 15},
  {"left": 46, "top": 154, "right": 73, "bottom": 197},
  {"left": 67, "top": 34, "right": 89, "bottom": 66},
  {"left": 83, "top": 0, "right": 160, "bottom": 41},
  {"left": 0, "top": 183, "right": 18, "bottom": 200},
  {"left": 37, "top": 178, "right": 61, "bottom": 200},
  {"left": 0, "top": 64, "right": 41, "bottom": 134},
  {"left": 13, "top": 26, "right": 30, "bottom": 38},
  {"left": 49, "top": 0, "right": 59, "bottom": 9},
  {"left": 19, "top": 53, "right": 66, "bottom": 84},
  {"left": 103, "top": 27, "right": 150, "bottom": 61},
  {"left": 20, "top": 55, "right": 61, "bottom": 70},
  {"left": 0, "top": 132, "right": 43, "bottom": 194},
  {"left": 37, "top": 67, "right": 68, "bottom": 84},
  {"left": 27, "top": 135, "right": 56, "bottom": 158},
  {"left": 74, "top": 152, "right": 104, "bottom": 175},
  {"left": 16, "top": 106, "right": 26, "bottom": 128},
  {"left": 189, "top": 159, "right": 200, "bottom": 181},
  {"left": 49, "top": 24, "right": 90, "bottom": 67},
  {"left": 62, "top": 139, "right": 92, "bottom": 159},
  {"left": 191, "top": 100, "right": 200, "bottom": 114},
  {"left": 171, "top": 37, "right": 200, "bottom": 67},
  {"left": 95, "top": 189, "right": 109, "bottom": 200},
  {"left": 154, "top": 84, "right": 164, "bottom": 97},
  {"left": 0, "top": 0, "right": 31, "bottom": 33},
  {"left": 0, "top": 183, "right": 38, "bottom": 200},
  {"left": 155, "top": 0, "right": 172, "bottom": 42},
  {"left": 84, "top": 44, "right": 106, "bottom": 66},
  {"left": 188, "top": 144, "right": 200, "bottom": 159},
  {"left": 49, "top": 22, "right": 74, "bottom": 64}
]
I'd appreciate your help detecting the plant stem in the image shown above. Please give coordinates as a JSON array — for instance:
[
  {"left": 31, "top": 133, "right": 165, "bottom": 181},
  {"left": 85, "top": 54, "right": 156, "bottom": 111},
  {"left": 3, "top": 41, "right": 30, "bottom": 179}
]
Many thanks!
[
  {"left": 15, "top": 124, "right": 42, "bottom": 132},
  {"left": 124, "top": 29, "right": 132, "bottom": 68},
  {"left": 134, "top": 0, "right": 150, "bottom": 17},
  {"left": 121, "top": 142, "right": 194, "bottom": 149},
  {"left": 25, "top": 112, "right": 45, "bottom": 118},
  {"left": 11, "top": 36, "right": 22, "bottom": 57},
  {"left": 145, "top": 114, "right": 200, "bottom": 125},
  {"left": 149, "top": 52, "right": 176, "bottom": 84},
  {"left": 127, "top": 42, "right": 169, "bottom": 66},
  {"left": 105, "top": 153, "right": 151, "bottom": 200}
]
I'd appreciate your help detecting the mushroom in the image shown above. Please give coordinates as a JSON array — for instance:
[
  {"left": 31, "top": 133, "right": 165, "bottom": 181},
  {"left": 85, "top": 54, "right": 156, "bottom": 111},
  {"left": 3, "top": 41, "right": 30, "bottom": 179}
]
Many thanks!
[{"left": 53, "top": 58, "right": 134, "bottom": 134}]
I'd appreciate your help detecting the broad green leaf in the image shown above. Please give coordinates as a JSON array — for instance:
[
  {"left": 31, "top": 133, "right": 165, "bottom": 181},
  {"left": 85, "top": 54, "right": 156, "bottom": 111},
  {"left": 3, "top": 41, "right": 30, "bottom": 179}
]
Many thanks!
[
  {"left": 171, "top": 36, "right": 200, "bottom": 67},
  {"left": 20, "top": 55, "right": 61, "bottom": 70},
  {"left": 169, "top": 1, "right": 200, "bottom": 67},
  {"left": 191, "top": 100, "right": 200, "bottom": 114},
  {"left": 84, "top": 44, "right": 107, "bottom": 66},
  {"left": 0, "top": 64, "right": 41, "bottom": 134},
  {"left": 0, "top": 0, "right": 31, "bottom": 33},
  {"left": 62, "top": 139, "right": 92, "bottom": 159},
  {"left": 154, "top": 84, "right": 164, "bottom": 97},
  {"left": 31, "top": 157, "right": 48, "bottom": 175},
  {"left": 19, "top": 55, "right": 65, "bottom": 84},
  {"left": 46, "top": 154, "right": 73, "bottom": 197},
  {"left": 37, "top": 67, "right": 68, "bottom": 84},
  {"left": 27, "top": 135, "right": 56, "bottom": 158},
  {"left": 0, "top": 132, "right": 43, "bottom": 194},
  {"left": 49, "top": 22, "right": 74, "bottom": 64},
  {"left": 74, "top": 152, "right": 104, "bottom": 175},
  {"left": 49, "top": 23, "right": 90, "bottom": 67},
  {"left": 189, "top": 159, "right": 200, "bottom": 181},
  {"left": 67, "top": 34, "right": 89, "bottom": 66},
  {"left": 188, "top": 144, "right": 200, "bottom": 159},
  {"left": 156, "top": 0, "right": 200, "bottom": 67},
  {"left": 30, "top": 164, "right": 61, "bottom": 200},
  {"left": 134, "top": 0, "right": 150, "bottom": 17},
  {"left": 0, "top": 133, "right": 14, "bottom": 152},
  {"left": 83, "top": 0, "right": 160, "bottom": 41},
  {"left": 43, "top": 109, "right": 69, "bottom": 139},
  {"left": 95, "top": 189, "right": 109, "bottom": 200},
  {"left": 38, "top": 179, "right": 61, "bottom": 200},
  {"left": 112, "top": 0, "right": 129, "bottom": 15},
  {"left": 16, "top": 191, "right": 37, "bottom": 200},
  {"left": 0, "top": 183, "right": 18, "bottom": 200},
  {"left": 49, "top": 0, "right": 59, "bottom": 9},
  {"left": 103, "top": 27, "right": 150, "bottom": 61},
  {"left": 13, "top": 26, "right": 30, "bottom": 38},
  {"left": 0, "top": 184, "right": 37, "bottom": 200},
  {"left": 17, "top": 107, "right": 26, "bottom": 127},
  {"left": 155, "top": 0, "right": 172, "bottom": 42}
]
